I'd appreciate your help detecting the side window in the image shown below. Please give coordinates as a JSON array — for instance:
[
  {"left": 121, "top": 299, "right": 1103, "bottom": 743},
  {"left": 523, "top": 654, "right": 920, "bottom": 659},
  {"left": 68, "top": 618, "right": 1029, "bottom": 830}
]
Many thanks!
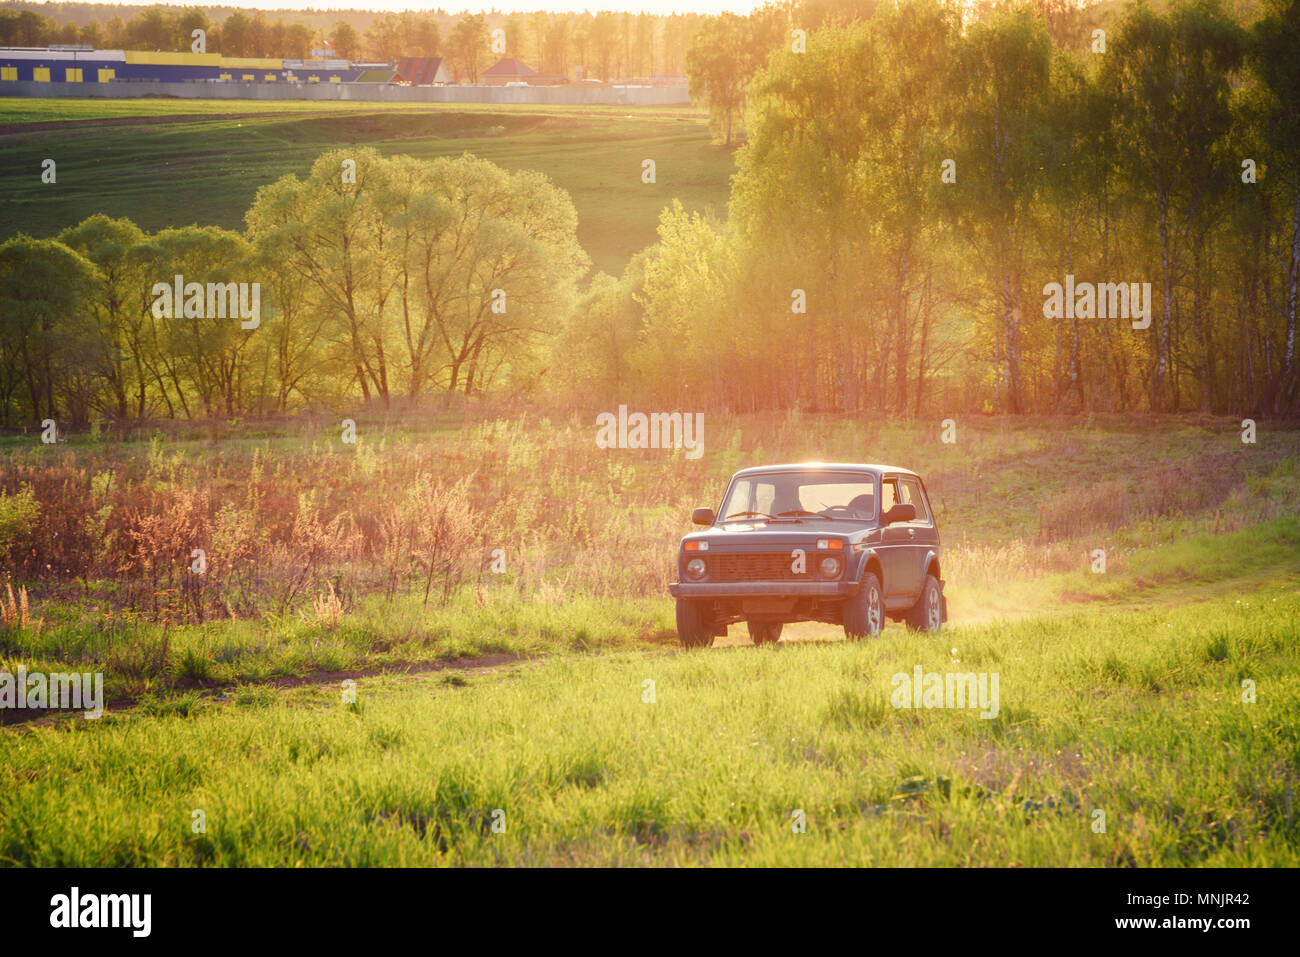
[
  {"left": 899, "top": 477, "right": 931, "bottom": 525},
  {"left": 727, "top": 479, "right": 753, "bottom": 516},
  {"left": 881, "top": 478, "right": 899, "bottom": 513}
]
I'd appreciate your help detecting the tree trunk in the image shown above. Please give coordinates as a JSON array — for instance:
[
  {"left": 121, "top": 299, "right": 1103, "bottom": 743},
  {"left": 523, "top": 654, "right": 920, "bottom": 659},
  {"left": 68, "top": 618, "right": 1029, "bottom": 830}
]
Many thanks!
[{"left": 1153, "top": 193, "right": 1173, "bottom": 411}]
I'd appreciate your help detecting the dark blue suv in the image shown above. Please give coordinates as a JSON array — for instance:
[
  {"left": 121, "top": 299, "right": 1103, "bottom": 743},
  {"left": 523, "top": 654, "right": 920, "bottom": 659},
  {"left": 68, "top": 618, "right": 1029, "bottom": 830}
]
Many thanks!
[{"left": 669, "top": 464, "right": 947, "bottom": 648}]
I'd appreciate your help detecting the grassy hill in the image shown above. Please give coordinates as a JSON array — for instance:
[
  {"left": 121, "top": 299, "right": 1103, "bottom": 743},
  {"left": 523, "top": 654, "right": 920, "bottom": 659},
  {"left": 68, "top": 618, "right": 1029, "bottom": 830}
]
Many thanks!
[{"left": 0, "top": 98, "right": 731, "bottom": 277}]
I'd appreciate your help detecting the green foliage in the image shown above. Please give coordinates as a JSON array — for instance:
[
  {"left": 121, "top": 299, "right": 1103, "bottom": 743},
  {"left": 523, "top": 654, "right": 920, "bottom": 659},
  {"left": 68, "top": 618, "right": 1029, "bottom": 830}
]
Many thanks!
[
  {"left": 0, "top": 236, "right": 101, "bottom": 427},
  {"left": 0, "top": 483, "right": 38, "bottom": 562},
  {"left": 566, "top": 0, "right": 1299, "bottom": 416},
  {"left": 244, "top": 148, "right": 588, "bottom": 405},
  {"left": 4, "top": 2, "right": 1300, "bottom": 418}
]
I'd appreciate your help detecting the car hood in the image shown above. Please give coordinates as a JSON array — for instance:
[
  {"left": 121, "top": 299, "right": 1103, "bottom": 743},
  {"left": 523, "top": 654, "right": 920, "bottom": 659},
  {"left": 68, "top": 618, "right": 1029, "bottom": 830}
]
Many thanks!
[{"left": 682, "top": 523, "right": 877, "bottom": 548}]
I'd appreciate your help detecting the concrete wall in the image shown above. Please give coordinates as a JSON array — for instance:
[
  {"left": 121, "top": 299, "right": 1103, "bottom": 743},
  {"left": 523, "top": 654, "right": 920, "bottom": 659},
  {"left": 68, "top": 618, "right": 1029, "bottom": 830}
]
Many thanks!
[{"left": 0, "top": 79, "right": 691, "bottom": 106}]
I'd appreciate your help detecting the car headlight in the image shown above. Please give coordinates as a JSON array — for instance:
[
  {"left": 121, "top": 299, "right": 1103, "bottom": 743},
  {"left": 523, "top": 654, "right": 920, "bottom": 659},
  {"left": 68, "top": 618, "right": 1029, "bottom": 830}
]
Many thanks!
[
  {"left": 686, "top": 557, "right": 707, "bottom": 579},
  {"left": 819, "top": 556, "right": 841, "bottom": 578}
]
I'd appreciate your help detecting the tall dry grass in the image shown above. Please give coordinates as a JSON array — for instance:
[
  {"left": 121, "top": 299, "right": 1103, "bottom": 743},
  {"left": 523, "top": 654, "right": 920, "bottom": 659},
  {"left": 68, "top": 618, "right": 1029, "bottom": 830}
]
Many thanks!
[{"left": 1, "top": 413, "right": 1295, "bottom": 621}]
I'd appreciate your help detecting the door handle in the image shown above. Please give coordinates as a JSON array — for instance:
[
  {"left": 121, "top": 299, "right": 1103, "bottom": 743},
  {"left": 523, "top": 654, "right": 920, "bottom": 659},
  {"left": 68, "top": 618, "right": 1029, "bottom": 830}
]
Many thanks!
[{"left": 908, "top": 528, "right": 915, "bottom": 538}]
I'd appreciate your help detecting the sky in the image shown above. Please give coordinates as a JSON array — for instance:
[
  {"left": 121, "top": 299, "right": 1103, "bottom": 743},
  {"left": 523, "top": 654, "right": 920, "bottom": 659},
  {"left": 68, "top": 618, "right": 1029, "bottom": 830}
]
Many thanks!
[{"left": 85, "top": 1, "right": 772, "bottom": 14}]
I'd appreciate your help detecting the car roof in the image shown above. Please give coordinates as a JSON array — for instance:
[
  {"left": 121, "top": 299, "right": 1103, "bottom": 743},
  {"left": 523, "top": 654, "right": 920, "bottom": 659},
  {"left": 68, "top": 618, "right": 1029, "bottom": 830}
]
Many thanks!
[{"left": 730, "top": 463, "right": 919, "bottom": 478}]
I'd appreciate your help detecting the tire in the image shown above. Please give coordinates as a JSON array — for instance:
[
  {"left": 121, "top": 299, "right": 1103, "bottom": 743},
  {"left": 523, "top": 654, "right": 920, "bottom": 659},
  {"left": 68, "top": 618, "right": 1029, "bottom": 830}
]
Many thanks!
[
  {"left": 747, "top": 621, "right": 783, "bottom": 646},
  {"left": 905, "top": 574, "right": 944, "bottom": 633},
  {"left": 842, "top": 572, "right": 884, "bottom": 640},
  {"left": 676, "top": 598, "right": 713, "bottom": 649}
]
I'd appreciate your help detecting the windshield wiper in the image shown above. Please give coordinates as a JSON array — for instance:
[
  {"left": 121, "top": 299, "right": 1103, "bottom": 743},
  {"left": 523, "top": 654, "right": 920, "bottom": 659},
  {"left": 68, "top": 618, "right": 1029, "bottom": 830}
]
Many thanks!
[{"left": 723, "top": 511, "right": 776, "bottom": 520}]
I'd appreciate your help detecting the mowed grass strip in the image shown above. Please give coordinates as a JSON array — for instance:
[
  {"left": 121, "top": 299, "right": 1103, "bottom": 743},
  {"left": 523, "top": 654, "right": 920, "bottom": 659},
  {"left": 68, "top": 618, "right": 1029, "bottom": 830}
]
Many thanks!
[
  {"left": 0, "top": 96, "right": 708, "bottom": 125},
  {"left": 1, "top": 588, "right": 1295, "bottom": 866},
  {"left": 0, "top": 103, "right": 731, "bottom": 277}
]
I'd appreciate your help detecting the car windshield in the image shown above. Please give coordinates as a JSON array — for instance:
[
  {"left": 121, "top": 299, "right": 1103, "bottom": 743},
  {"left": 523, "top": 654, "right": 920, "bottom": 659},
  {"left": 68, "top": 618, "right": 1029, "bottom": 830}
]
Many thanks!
[{"left": 719, "top": 472, "right": 877, "bottom": 522}]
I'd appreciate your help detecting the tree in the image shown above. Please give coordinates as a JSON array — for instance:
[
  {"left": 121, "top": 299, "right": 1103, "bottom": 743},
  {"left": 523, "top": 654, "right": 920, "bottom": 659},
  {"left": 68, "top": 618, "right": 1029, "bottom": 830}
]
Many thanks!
[
  {"left": 1105, "top": 1, "right": 1246, "bottom": 410},
  {"left": 505, "top": 13, "right": 527, "bottom": 61},
  {"left": 685, "top": 14, "right": 751, "bottom": 146},
  {"left": 1253, "top": 0, "right": 1300, "bottom": 411},
  {"left": 176, "top": 8, "right": 210, "bottom": 47},
  {"left": 448, "top": 14, "right": 490, "bottom": 83},
  {"left": 7, "top": 10, "right": 55, "bottom": 47},
  {"left": 951, "top": 8, "right": 1054, "bottom": 413},
  {"left": 387, "top": 155, "right": 589, "bottom": 397},
  {"left": 0, "top": 237, "right": 99, "bottom": 425},
  {"left": 57, "top": 215, "right": 150, "bottom": 419},
  {"left": 79, "top": 20, "right": 104, "bottom": 48},
  {"left": 246, "top": 13, "right": 269, "bottom": 57},
  {"left": 220, "top": 11, "right": 251, "bottom": 56},
  {"left": 685, "top": 9, "right": 785, "bottom": 146},
  {"left": 330, "top": 21, "right": 362, "bottom": 61},
  {"left": 590, "top": 13, "right": 619, "bottom": 81},
  {"left": 550, "top": 256, "right": 648, "bottom": 403},
  {"left": 136, "top": 227, "right": 257, "bottom": 417},
  {"left": 798, "top": 0, "right": 880, "bottom": 30},
  {"left": 105, "top": 15, "right": 126, "bottom": 48},
  {"left": 364, "top": 13, "right": 405, "bottom": 62},
  {"left": 543, "top": 17, "right": 570, "bottom": 76},
  {"left": 411, "top": 15, "right": 441, "bottom": 57},
  {"left": 265, "top": 19, "right": 286, "bottom": 59},
  {"left": 285, "top": 23, "right": 314, "bottom": 61},
  {"left": 127, "top": 8, "right": 176, "bottom": 52},
  {"left": 246, "top": 149, "right": 588, "bottom": 404}
]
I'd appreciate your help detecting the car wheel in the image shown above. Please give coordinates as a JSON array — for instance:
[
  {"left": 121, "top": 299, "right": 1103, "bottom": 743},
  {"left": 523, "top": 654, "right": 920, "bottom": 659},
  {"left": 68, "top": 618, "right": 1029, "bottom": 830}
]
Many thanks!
[
  {"left": 676, "top": 598, "right": 714, "bottom": 649},
  {"left": 905, "top": 574, "right": 943, "bottom": 633},
  {"left": 747, "top": 621, "right": 783, "bottom": 645},
  {"left": 843, "top": 572, "right": 884, "bottom": 640}
]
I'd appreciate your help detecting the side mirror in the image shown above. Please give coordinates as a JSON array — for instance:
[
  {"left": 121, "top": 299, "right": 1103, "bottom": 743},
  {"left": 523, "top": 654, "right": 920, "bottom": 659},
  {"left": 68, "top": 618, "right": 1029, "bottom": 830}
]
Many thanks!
[
  {"left": 691, "top": 507, "right": 715, "bottom": 526},
  {"left": 884, "top": 503, "right": 917, "bottom": 525}
]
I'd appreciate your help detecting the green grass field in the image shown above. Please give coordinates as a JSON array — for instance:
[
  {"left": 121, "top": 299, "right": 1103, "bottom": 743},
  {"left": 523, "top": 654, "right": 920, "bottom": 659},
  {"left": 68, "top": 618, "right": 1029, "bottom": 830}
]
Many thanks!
[
  {"left": 2, "top": 560, "right": 1295, "bottom": 866},
  {"left": 0, "top": 97, "right": 729, "bottom": 276},
  {"left": 1, "top": 414, "right": 1297, "bottom": 865}
]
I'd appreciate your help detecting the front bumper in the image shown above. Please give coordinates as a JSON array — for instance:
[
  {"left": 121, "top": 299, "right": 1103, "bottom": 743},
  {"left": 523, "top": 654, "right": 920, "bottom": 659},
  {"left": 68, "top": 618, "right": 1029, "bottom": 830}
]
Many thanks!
[{"left": 669, "top": 579, "right": 859, "bottom": 599}]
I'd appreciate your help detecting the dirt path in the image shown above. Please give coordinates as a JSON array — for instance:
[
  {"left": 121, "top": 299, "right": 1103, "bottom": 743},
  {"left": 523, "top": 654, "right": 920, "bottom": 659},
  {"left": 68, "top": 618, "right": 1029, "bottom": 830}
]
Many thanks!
[{"left": 0, "top": 652, "right": 529, "bottom": 729}]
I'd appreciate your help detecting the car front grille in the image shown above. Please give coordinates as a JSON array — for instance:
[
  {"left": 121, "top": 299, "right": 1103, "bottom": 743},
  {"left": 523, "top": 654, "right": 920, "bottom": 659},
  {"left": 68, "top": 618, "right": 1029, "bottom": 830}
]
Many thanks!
[{"left": 709, "top": 552, "right": 835, "bottom": 582}]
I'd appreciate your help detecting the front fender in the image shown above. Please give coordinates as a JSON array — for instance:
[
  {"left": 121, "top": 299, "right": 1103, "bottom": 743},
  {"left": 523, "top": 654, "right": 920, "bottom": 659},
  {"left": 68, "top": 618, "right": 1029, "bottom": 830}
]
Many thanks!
[{"left": 852, "top": 546, "right": 883, "bottom": 585}]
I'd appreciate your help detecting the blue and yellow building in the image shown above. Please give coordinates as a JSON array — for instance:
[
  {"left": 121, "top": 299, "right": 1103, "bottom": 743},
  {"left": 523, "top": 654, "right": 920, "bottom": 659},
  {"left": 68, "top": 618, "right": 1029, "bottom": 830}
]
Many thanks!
[{"left": 0, "top": 45, "right": 395, "bottom": 85}]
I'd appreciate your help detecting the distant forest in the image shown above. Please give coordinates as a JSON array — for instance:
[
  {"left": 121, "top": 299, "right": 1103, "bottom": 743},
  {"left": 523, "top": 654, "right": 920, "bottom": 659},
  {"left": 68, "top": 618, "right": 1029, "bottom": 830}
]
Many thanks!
[{"left": 0, "top": 1, "right": 709, "bottom": 80}]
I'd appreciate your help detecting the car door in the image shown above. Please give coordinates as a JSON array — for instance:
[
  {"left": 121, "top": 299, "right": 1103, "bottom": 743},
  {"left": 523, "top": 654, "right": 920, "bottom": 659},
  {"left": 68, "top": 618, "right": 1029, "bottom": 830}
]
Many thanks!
[
  {"left": 897, "top": 475, "right": 936, "bottom": 596},
  {"left": 878, "top": 475, "right": 914, "bottom": 602}
]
